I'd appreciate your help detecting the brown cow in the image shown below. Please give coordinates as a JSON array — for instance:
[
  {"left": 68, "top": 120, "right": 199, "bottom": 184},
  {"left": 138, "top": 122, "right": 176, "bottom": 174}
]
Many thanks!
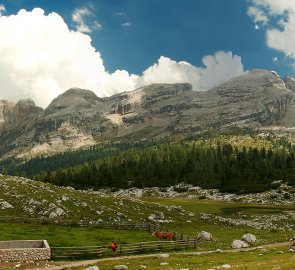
[{"left": 152, "top": 231, "right": 174, "bottom": 241}]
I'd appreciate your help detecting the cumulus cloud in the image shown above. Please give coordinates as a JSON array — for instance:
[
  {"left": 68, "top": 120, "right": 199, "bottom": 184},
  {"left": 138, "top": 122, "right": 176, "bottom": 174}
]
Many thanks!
[
  {"left": 139, "top": 52, "right": 246, "bottom": 91},
  {"left": 0, "top": 8, "right": 246, "bottom": 108},
  {"left": 72, "top": 6, "right": 101, "bottom": 33},
  {"left": 248, "top": 0, "right": 295, "bottom": 65},
  {"left": 0, "top": 8, "right": 135, "bottom": 107},
  {"left": 198, "top": 51, "right": 247, "bottom": 90}
]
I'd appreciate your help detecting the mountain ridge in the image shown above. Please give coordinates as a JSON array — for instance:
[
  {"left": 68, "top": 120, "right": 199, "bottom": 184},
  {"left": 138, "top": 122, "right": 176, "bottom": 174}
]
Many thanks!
[{"left": 0, "top": 69, "right": 294, "bottom": 158}]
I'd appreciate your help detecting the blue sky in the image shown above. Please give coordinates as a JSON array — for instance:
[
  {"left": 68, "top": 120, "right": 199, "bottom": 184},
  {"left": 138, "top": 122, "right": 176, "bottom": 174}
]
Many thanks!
[
  {"left": 0, "top": 0, "right": 295, "bottom": 107},
  {"left": 1, "top": 0, "right": 289, "bottom": 74}
]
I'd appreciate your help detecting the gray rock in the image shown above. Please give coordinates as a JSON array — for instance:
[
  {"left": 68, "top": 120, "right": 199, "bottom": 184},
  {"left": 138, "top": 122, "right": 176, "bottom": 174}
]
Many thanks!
[
  {"left": 114, "top": 265, "right": 128, "bottom": 270},
  {"left": 197, "top": 231, "right": 213, "bottom": 241},
  {"left": 241, "top": 233, "right": 256, "bottom": 244},
  {"left": 0, "top": 200, "right": 14, "bottom": 209},
  {"left": 84, "top": 266, "right": 99, "bottom": 270},
  {"left": 49, "top": 207, "right": 65, "bottom": 218},
  {"left": 231, "top": 240, "right": 249, "bottom": 249},
  {"left": 158, "top": 253, "right": 170, "bottom": 258}
]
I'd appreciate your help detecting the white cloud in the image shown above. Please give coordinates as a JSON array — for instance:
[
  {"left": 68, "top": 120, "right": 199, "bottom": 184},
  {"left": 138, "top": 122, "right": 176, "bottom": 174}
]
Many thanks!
[
  {"left": 248, "top": 1, "right": 295, "bottom": 66},
  {"left": 247, "top": 6, "right": 268, "bottom": 24},
  {"left": 138, "top": 51, "right": 246, "bottom": 91},
  {"left": 93, "top": 20, "right": 102, "bottom": 30},
  {"left": 0, "top": 8, "right": 246, "bottom": 108},
  {"left": 0, "top": 8, "right": 135, "bottom": 107},
  {"left": 72, "top": 6, "right": 101, "bottom": 33},
  {"left": 0, "top": 4, "right": 5, "bottom": 16},
  {"left": 122, "top": 22, "right": 132, "bottom": 27},
  {"left": 251, "top": 0, "right": 295, "bottom": 15}
]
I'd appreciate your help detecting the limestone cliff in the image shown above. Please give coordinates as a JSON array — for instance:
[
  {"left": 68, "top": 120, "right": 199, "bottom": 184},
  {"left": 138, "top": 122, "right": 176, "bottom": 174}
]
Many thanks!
[{"left": 0, "top": 69, "right": 294, "bottom": 158}]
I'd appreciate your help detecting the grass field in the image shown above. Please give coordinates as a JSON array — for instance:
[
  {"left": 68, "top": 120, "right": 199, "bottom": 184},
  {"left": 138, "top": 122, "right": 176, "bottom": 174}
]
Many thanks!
[
  {"left": 0, "top": 222, "right": 156, "bottom": 247},
  {"left": 144, "top": 198, "right": 295, "bottom": 249},
  {"left": 70, "top": 246, "right": 295, "bottom": 270},
  {"left": 0, "top": 198, "right": 294, "bottom": 251}
]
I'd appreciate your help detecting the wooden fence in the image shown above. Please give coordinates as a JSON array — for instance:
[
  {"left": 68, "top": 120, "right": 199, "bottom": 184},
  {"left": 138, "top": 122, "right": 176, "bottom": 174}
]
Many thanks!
[
  {"left": 0, "top": 216, "right": 160, "bottom": 232},
  {"left": 51, "top": 238, "right": 198, "bottom": 259},
  {"left": 0, "top": 216, "right": 195, "bottom": 259}
]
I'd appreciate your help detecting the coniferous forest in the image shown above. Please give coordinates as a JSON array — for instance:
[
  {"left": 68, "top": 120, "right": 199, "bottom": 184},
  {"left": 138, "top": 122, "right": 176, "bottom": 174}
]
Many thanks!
[
  {"left": 30, "top": 137, "right": 295, "bottom": 193},
  {"left": 2, "top": 135, "right": 295, "bottom": 194}
]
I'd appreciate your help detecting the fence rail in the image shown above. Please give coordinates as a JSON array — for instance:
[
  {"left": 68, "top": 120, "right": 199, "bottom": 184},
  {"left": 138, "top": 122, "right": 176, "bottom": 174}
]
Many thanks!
[
  {"left": 0, "top": 216, "right": 195, "bottom": 259},
  {"left": 51, "top": 239, "right": 198, "bottom": 259},
  {"left": 0, "top": 216, "right": 160, "bottom": 232}
]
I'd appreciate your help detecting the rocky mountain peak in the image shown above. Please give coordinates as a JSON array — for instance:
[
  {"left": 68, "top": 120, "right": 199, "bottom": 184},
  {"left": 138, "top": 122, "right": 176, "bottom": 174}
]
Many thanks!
[
  {"left": 61, "top": 87, "right": 101, "bottom": 99},
  {"left": 43, "top": 88, "right": 105, "bottom": 118},
  {"left": 0, "top": 98, "right": 42, "bottom": 134}
]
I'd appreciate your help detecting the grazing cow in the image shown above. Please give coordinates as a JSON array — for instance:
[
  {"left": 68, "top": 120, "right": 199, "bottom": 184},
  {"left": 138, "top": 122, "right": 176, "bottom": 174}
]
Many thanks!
[{"left": 152, "top": 231, "right": 174, "bottom": 241}]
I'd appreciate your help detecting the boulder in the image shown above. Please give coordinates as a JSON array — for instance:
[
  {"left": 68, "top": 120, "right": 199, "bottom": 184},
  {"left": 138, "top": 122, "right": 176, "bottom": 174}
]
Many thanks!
[
  {"left": 231, "top": 240, "right": 249, "bottom": 249},
  {"left": 157, "top": 253, "right": 170, "bottom": 258},
  {"left": 84, "top": 266, "right": 99, "bottom": 270},
  {"left": 241, "top": 233, "right": 256, "bottom": 244},
  {"left": 49, "top": 207, "right": 66, "bottom": 218},
  {"left": 114, "top": 265, "right": 128, "bottom": 270},
  {"left": 197, "top": 231, "right": 213, "bottom": 241},
  {"left": 0, "top": 200, "right": 14, "bottom": 209}
]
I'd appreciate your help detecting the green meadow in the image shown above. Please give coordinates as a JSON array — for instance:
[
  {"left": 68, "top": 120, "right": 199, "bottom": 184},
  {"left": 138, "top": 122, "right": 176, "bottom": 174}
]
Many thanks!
[{"left": 1, "top": 198, "right": 294, "bottom": 251}]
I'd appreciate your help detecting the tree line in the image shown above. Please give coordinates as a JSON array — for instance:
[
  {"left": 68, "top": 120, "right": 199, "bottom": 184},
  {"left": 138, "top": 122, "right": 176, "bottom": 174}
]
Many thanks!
[{"left": 33, "top": 140, "right": 295, "bottom": 193}]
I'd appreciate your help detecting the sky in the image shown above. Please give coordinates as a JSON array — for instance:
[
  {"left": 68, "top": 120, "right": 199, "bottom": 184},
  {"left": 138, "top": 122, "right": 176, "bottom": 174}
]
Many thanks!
[{"left": 0, "top": 0, "right": 295, "bottom": 108}]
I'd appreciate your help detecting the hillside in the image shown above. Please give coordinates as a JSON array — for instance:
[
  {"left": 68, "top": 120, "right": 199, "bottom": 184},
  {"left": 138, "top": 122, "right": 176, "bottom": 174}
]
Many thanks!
[{"left": 0, "top": 174, "right": 191, "bottom": 225}]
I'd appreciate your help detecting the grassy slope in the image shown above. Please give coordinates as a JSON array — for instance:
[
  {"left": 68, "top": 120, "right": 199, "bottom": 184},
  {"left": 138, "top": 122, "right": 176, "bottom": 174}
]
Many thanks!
[{"left": 0, "top": 179, "right": 294, "bottom": 249}]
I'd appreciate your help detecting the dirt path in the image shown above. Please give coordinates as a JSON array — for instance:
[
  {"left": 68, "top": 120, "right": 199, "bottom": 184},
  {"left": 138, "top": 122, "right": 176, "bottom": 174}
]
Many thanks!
[{"left": 30, "top": 241, "right": 292, "bottom": 270}]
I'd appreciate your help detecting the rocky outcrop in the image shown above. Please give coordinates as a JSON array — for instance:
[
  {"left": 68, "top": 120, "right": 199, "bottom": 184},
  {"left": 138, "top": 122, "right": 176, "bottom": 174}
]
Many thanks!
[
  {"left": 0, "top": 70, "right": 294, "bottom": 158},
  {"left": 0, "top": 99, "right": 42, "bottom": 134}
]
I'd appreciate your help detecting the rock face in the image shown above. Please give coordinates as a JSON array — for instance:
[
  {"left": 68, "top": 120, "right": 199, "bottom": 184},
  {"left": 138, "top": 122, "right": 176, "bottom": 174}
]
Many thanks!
[
  {"left": 0, "top": 99, "right": 42, "bottom": 133},
  {"left": 0, "top": 69, "right": 294, "bottom": 158}
]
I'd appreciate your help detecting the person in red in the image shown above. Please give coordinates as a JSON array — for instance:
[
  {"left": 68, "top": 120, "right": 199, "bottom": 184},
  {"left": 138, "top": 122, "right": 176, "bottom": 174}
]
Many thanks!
[{"left": 110, "top": 240, "right": 118, "bottom": 256}]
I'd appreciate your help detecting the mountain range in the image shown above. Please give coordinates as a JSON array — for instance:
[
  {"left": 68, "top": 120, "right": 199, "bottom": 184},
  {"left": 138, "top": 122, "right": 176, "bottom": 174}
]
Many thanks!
[{"left": 0, "top": 69, "right": 295, "bottom": 158}]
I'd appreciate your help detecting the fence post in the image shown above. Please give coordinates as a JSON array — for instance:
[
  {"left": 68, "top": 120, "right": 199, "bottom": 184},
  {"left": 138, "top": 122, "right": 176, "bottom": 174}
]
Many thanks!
[
  {"left": 119, "top": 244, "right": 123, "bottom": 255},
  {"left": 180, "top": 234, "right": 183, "bottom": 240},
  {"left": 139, "top": 242, "right": 144, "bottom": 253},
  {"left": 156, "top": 241, "right": 161, "bottom": 251},
  {"left": 98, "top": 246, "right": 103, "bottom": 257}
]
